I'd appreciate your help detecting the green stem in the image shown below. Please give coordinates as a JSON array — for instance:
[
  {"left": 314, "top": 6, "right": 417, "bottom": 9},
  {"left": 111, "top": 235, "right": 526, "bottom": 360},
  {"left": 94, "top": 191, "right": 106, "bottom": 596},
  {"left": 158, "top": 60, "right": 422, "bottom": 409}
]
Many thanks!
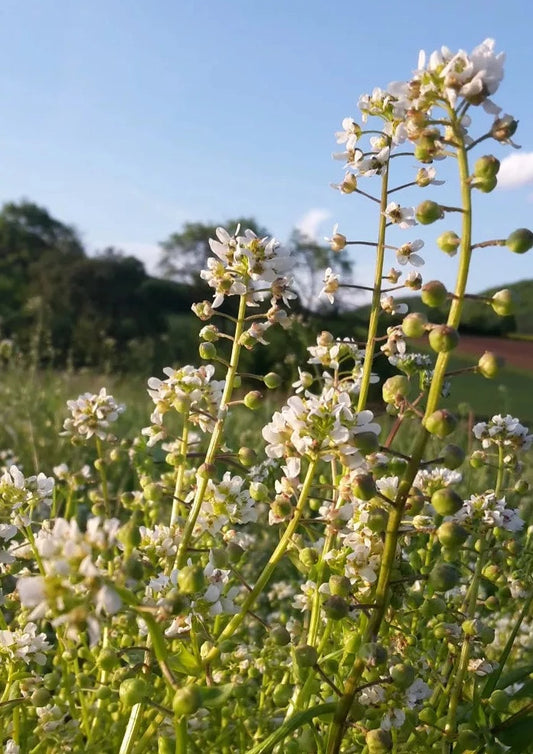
[
  {"left": 170, "top": 420, "right": 190, "bottom": 525},
  {"left": 245, "top": 703, "right": 336, "bottom": 754},
  {"left": 119, "top": 702, "right": 145, "bottom": 754},
  {"left": 176, "top": 295, "right": 247, "bottom": 568},
  {"left": 210, "top": 458, "right": 319, "bottom": 650},
  {"left": 357, "top": 156, "right": 390, "bottom": 412},
  {"left": 95, "top": 436, "right": 110, "bottom": 516},
  {"left": 327, "top": 111, "right": 474, "bottom": 754}
]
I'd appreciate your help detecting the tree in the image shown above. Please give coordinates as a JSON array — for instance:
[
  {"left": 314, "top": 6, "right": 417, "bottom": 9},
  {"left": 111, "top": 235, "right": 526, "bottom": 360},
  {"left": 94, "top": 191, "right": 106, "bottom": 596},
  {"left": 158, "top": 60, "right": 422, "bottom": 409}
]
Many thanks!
[{"left": 158, "top": 218, "right": 269, "bottom": 284}]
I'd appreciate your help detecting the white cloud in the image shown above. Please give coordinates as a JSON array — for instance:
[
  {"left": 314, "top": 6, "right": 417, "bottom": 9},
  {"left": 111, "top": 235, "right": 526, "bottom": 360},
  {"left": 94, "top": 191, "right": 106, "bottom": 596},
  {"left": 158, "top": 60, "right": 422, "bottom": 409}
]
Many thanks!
[
  {"left": 295, "top": 208, "right": 332, "bottom": 241},
  {"left": 497, "top": 152, "right": 533, "bottom": 189}
]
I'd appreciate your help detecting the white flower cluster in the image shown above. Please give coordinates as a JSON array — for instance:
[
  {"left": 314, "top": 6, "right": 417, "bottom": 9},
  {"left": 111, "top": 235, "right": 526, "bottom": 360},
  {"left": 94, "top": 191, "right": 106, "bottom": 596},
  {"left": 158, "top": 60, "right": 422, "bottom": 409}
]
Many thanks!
[
  {"left": 0, "top": 621, "right": 50, "bottom": 665},
  {"left": 0, "top": 465, "right": 54, "bottom": 514},
  {"left": 473, "top": 414, "right": 532, "bottom": 452},
  {"left": 262, "top": 386, "right": 380, "bottom": 469},
  {"left": 200, "top": 226, "right": 293, "bottom": 309},
  {"left": 192, "top": 472, "right": 257, "bottom": 536},
  {"left": 62, "top": 388, "right": 125, "bottom": 441},
  {"left": 143, "top": 364, "right": 224, "bottom": 444},
  {"left": 455, "top": 492, "right": 524, "bottom": 533}
]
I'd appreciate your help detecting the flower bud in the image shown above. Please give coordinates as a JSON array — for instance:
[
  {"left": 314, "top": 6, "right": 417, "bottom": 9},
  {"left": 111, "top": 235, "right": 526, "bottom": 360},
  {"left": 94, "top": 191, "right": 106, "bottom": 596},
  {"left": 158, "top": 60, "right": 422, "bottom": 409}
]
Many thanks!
[
  {"left": 428, "top": 562, "right": 460, "bottom": 591},
  {"left": 243, "top": 390, "right": 262, "bottom": 410},
  {"left": 406, "top": 487, "right": 425, "bottom": 516},
  {"left": 431, "top": 488, "right": 463, "bottom": 516},
  {"left": 421, "top": 280, "right": 448, "bottom": 308},
  {"left": 366, "top": 507, "right": 388, "bottom": 533},
  {"left": 490, "top": 289, "right": 513, "bottom": 317},
  {"left": 415, "top": 168, "right": 433, "bottom": 187},
  {"left": 199, "top": 325, "right": 220, "bottom": 342},
  {"left": 120, "top": 678, "right": 150, "bottom": 706},
  {"left": 442, "top": 443, "right": 465, "bottom": 470},
  {"left": 402, "top": 312, "right": 428, "bottom": 339},
  {"left": 437, "top": 521, "right": 468, "bottom": 548},
  {"left": 473, "top": 155, "right": 500, "bottom": 179},
  {"left": 415, "top": 200, "right": 444, "bottom": 225},
  {"left": 330, "top": 232, "right": 347, "bottom": 252},
  {"left": 506, "top": 228, "right": 533, "bottom": 254},
  {"left": 437, "top": 230, "right": 461, "bottom": 256},
  {"left": 249, "top": 481, "right": 268, "bottom": 501},
  {"left": 340, "top": 173, "right": 358, "bottom": 193},
  {"left": 425, "top": 409, "right": 457, "bottom": 439},
  {"left": 429, "top": 325, "right": 459, "bottom": 353},
  {"left": 489, "top": 690, "right": 509, "bottom": 713},
  {"left": 31, "top": 688, "right": 52, "bottom": 708},
  {"left": 271, "top": 495, "right": 292, "bottom": 519},
  {"left": 478, "top": 351, "right": 504, "bottom": 379},
  {"left": 199, "top": 342, "right": 216, "bottom": 360},
  {"left": 272, "top": 683, "right": 293, "bottom": 707},
  {"left": 382, "top": 375, "right": 410, "bottom": 404},
  {"left": 264, "top": 372, "right": 281, "bottom": 389},
  {"left": 491, "top": 115, "right": 518, "bottom": 142}
]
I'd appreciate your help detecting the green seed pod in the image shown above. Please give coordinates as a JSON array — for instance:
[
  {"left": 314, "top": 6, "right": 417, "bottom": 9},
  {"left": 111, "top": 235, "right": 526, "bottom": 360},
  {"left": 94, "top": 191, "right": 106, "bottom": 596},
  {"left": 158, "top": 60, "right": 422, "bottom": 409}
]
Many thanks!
[
  {"left": 98, "top": 648, "right": 119, "bottom": 672},
  {"left": 390, "top": 663, "right": 415, "bottom": 690},
  {"left": 264, "top": 372, "right": 281, "bottom": 389},
  {"left": 119, "top": 678, "right": 150, "bottom": 706},
  {"left": 437, "top": 521, "right": 468, "bottom": 547},
  {"left": 405, "top": 486, "right": 425, "bottom": 516},
  {"left": 402, "top": 312, "right": 428, "bottom": 338},
  {"left": 329, "top": 574, "right": 351, "bottom": 597},
  {"left": 272, "top": 683, "right": 293, "bottom": 707},
  {"left": 442, "top": 443, "right": 465, "bottom": 470},
  {"left": 299, "top": 547, "right": 319, "bottom": 568},
  {"left": 491, "top": 115, "right": 518, "bottom": 142},
  {"left": 455, "top": 728, "right": 481, "bottom": 752},
  {"left": 382, "top": 375, "right": 410, "bottom": 404},
  {"left": 249, "top": 482, "right": 268, "bottom": 501},
  {"left": 429, "top": 563, "right": 460, "bottom": 591},
  {"left": 514, "top": 479, "right": 529, "bottom": 495},
  {"left": 478, "top": 351, "right": 504, "bottom": 379},
  {"left": 490, "top": 289, "right": 513, "bottom": 316},
  {"left": 431, "top": 488, "right": 463, "bottom": 516},
  {"left": 366, "top": 507, "right": 388, "bottom": 533},
  {"left": 198, "top": 342, "right": 216, "bottom": 360},
  {"left": 243, "top": 390, "right": 262, "bottom": 410},
  {"left": 31, "top": 688, "right": 52, "bottom": 707},
  {"left": 366, "top": 728, "right": 393, "bottom": 753},
  {"left": 437, "top": 230, "right": 461, "bottom": 255},
  {"left": 352, "top": 431, "right": 380, "bottom": 455},
  {"left": 421, "top": 280, "right": 448, "bottom": 308},
  {"left": 425, "top": 409, "right": 458, "bottom": 439},
  {"left": 172, "top": 686, "right": 201, "bottom": 716},
  {"left": 294, "top": 644, "right": 318, "bottom": 668},
  {"left": 177, "top": 565, "right": 205, "bottom": 594},
  {"left": 271, "top": 496, "right": 292, "bottom": 519},
  {"left": 506, "top": 227, "right": 533, "bottom": 254},
  {"left": 351, "top": 472, "right": 377, "bottom": 501},
  {"left": 474, "top": 155, "right": 500, "bottom": 179},
  {"left": 415, "top": 200, "right": 444, "bottom": 225},
  {"left": 270, "top": 625, "right": 291, "bottom": 646},
  {"left": 474, "top": 175, "right": 498, "bottom": 193},
  {"left": 323, "top": 595, "right": 350, "bottom": 620},
  {"left": 418, "top": 706, "right": 437, "bottom": 724},
  {"left": 489, "top": 690, "right": 509, "bottom": 712},
  {"left": 238, "top": 446, "right": 257, "bottom": 467},
  {"left": 429, "top": 325, "right": 459, "bottom": 353}
]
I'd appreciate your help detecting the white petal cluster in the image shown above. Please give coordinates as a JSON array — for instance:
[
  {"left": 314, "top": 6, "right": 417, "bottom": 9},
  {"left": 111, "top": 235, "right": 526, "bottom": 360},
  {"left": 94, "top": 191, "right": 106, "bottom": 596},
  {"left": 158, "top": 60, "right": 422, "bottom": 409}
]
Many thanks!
[
  {"left": 0, "top": 621, "right": 50, "bottom": 665},
  {"left": 62, "top": 388, "right": 125, "bottom": 441},
  {"left": 455, "top": 492, "right": 524, "bottom": 533},
  {"left": 262, "top": 386, "right": 380, "bottom": 467},
  {"left": 473, "top": 414, "right": 532, "bottom": 452}
]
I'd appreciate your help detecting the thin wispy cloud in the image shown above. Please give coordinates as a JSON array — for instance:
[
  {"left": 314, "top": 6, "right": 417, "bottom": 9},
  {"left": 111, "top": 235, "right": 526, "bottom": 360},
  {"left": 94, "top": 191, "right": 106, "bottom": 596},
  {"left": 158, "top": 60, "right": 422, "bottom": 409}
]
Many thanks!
[
  {"left": 296, "top": 208, "right": 332, "bottom": 241},
  {"left": 497, "top": 152, "right": 533, "bottom": 189}
]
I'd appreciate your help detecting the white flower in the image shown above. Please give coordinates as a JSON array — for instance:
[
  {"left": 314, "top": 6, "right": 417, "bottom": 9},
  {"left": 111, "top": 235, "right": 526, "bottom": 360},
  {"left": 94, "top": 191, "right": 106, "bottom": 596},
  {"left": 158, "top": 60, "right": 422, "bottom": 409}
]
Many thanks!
[
  {"left": 62, "top": 388, "right": 125, "bottom": 441},
  {"left": 324, "top": 224, "right": 347, "bottom": 252},
  {"left": 319, "top": 268, "right": 340, "bottom": 304},
  {"left": 0, "top": 621, "right": 50, "bottom": 665},
  {"left": 384, "top": 202, "right": 416, "bottom": 229},
  {"left": 396, "top": 239, "right": 425, "bottom": 267},
  {"left": 380, "top": 295, "right": 408, "bottom": 316}
]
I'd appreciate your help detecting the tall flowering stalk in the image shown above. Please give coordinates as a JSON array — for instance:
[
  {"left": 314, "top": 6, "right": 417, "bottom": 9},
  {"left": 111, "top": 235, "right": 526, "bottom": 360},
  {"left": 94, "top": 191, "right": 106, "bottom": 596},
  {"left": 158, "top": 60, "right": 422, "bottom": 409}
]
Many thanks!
[{"left": 1, "top": 39, "right": 533, "bottom": 754}]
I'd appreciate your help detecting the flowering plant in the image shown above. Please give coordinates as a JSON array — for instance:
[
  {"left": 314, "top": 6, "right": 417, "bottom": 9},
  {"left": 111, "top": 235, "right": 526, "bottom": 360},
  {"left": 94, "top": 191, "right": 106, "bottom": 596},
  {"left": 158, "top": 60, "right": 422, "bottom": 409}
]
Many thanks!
[{"left": 1, "top": 39, "right": 533, "bottom": 754}]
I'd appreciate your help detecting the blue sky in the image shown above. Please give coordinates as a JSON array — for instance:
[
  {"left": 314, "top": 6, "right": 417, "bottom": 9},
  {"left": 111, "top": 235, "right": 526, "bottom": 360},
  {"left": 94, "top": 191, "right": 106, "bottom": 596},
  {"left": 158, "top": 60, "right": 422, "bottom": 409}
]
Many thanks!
[{"left": 0, "top": 0, "right": 532, "bottom": 301}]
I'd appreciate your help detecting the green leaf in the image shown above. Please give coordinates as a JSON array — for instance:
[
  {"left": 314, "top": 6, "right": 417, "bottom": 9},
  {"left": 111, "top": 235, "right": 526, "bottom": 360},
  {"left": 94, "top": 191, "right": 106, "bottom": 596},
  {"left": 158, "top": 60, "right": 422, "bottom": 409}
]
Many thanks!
[
  {"left": 196, "top": 684, "right": 234, "bottom": 708},
  {"left": 496, "top": 664, "right": 533, "bottom": 691},
  {"left": 168, "top": 644, "right": 202, "bottom": 676},
  {"left": 495, "top": 717, "right": 533, "bottom": 748}
]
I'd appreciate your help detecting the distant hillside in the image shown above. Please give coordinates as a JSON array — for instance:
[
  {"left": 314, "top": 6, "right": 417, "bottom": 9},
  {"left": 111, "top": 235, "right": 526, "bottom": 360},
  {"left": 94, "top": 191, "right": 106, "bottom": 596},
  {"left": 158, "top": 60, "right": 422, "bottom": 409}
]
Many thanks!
[{"left": 353, "top": 279, "right": 533, "bottom": 337}]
